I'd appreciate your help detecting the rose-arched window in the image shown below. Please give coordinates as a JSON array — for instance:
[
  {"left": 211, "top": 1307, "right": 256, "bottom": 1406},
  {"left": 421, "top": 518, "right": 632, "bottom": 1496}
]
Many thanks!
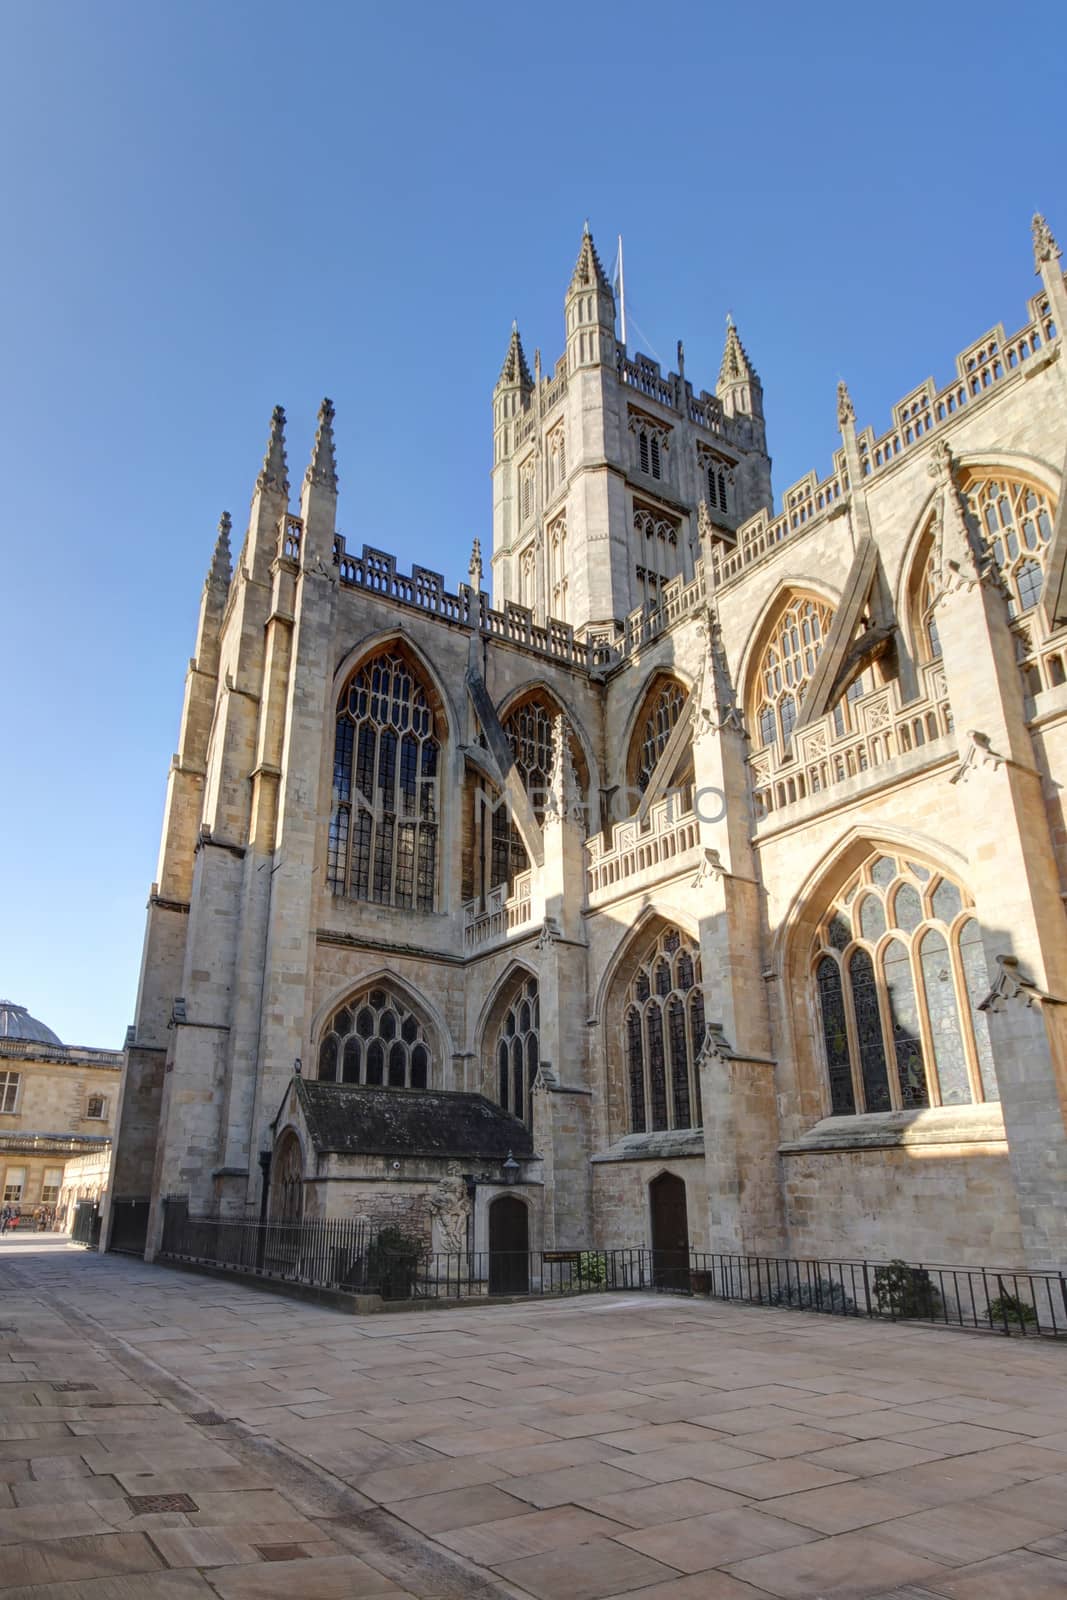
[
  {"left": 623, "top": 927, "right": 705, "bottom": 1133},
  {"left": 812, "top": 851, "right": 997, "bottom": 1117},
  {"left": 328, "top": 650, "right": 440, "bottom": 912},
  {"left": 493, "top": 974, "right": 540, "bottom": 1126},
  {"left": 317, "top": 986, "right": 431, "bottom": 1090},
  {"left": 751, "top": 594, "right": 834, "bottom": 752},
  {"left": 627, "top": 675, "right": 691, "bottom": 797}
]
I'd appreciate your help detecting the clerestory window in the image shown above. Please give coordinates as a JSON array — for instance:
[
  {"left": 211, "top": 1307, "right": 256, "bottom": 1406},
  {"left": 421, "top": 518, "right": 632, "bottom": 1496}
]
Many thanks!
[{"left": 317, "top": 986, "right": 431, "bottom": 1089}]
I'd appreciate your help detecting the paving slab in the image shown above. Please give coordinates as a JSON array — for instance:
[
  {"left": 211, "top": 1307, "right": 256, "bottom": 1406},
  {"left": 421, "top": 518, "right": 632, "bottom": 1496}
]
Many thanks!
[{"left": 4, "top": 1238, "right": 1067, "bottom": 1600}]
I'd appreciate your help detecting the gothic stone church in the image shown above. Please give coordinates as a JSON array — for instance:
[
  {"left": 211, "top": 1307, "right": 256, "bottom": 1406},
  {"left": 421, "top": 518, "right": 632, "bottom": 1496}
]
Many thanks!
[{"left": 108, "top": 219, "right": 1067, "bottom": 1273}]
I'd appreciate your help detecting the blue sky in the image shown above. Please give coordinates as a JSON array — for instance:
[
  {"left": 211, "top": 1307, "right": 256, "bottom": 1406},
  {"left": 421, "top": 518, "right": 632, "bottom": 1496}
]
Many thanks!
[{"left": 1, "top": 1, "right": 1063, "bottom": 1046}]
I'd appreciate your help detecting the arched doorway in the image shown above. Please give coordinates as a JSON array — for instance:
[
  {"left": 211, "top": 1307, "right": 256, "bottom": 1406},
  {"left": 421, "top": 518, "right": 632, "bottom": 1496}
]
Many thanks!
[
  {"left": 270, "top": 1131, "right": 304, "bottom": 1223},
  {"left": 650, "top": 1172, "right": 689, "bottom": 1290},
  {"left": 488, "top": 1194, "right": 529, "bottom": 1294}
]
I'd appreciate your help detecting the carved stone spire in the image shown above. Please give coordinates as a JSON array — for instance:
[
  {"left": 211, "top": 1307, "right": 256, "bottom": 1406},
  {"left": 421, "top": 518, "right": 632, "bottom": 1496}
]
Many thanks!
[
  {"left": 568, "top": 225, "right": 611, "bottom": 296},
  {"left": 257, "top": 405, "right": 289, "bottom": 497},
  {"left": 305, "top": 398, "right": 338, "bottom": 493},
  {"left": 717, "top": 318, "right": 758, "bottom": 389},
  {"left": 497, "top": 322, "right": 533, "bottom": 390},
  {"left": 544, "top": 715, "right": 583, "bottom": 827},
  {"left": 468, "top": 537, "right": 483, "bottom": 592},
  {"left": 836, "top": 380, "right": 855, "bottom": 432},
  {"left": 208, "top": 511, "right": 232, "bottom": 589},
  {"left": 1033, "top": 212, "right": 1061, "bottom": 270}
]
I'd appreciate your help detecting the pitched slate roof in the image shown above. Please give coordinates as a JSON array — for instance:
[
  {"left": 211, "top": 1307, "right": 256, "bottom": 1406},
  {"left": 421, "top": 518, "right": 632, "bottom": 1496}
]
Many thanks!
[{"left": 291, "top": 1080, "right": 534, "bottom": 1160}]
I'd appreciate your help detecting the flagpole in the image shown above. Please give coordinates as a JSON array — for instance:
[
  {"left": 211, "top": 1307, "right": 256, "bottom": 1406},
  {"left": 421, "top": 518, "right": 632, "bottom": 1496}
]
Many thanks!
[{"left": 617, "top": 233, "right": 627, "bottom": 350}]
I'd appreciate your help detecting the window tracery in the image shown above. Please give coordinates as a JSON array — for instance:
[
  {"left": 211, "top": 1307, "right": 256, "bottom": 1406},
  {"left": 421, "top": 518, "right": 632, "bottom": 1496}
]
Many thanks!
[
  {"left": 698, "top": 447, "right": 732, "bottom": 515},
  {"left": 484, "top": 695, "right": 587, "bottom": 891},
  {"left": 630, "top": 676, "right": 690, "bottom": 795},
  {"left": 623, "top": 927, "right": 705, "bottom": 1133},
  {"left": 634, "top": 506, "right": 682, "bottom": 610},
  {"left": 811, "top": 852, "right": 997, "bottom": 1116},
  {"left": 494, "top": 974, "right": 540, "bottom": 1126},
  {"left": 547, "top": 425, "right": 567, "bottom": 495},
  {"left": 752, "top": 594, "right": 834, "bottom": 752},
  {"left": 328, "top": 651, "right": 440, "bottom": 912},
  {"left": 547, "top": 516, "right": 568, "bottom": 622},
  {"left": 519, "top": 459, "right": 535, "bottom": 524},
  {"left": 317, "top": 986, "right": 432, "bottom": 1090},
  {"left": 629, "top": 413, "right": 670, "bottom": 482}
]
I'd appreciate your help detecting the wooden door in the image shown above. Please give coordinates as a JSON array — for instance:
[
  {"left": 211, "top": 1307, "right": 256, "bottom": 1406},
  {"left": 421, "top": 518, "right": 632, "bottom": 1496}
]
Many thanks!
[
  {"left": 650, "top": 1172, "right": 689, "bottom": 1290},
  {"left": 488, "top": 1194, "right": 529, "bottom": 1294}
]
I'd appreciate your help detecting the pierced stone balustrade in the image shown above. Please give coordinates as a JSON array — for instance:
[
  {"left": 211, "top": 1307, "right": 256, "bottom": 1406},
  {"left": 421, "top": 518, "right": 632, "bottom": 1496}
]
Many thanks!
[
  {"left": 586, "top": 790, "right": 701, "bottom": 906},
  {"left": 463, "top": 870, "right": 535, "bottom": 950}
]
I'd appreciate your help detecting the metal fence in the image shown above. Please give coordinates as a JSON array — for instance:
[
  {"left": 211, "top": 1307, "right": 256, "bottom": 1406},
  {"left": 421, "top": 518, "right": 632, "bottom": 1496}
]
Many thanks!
[
  {"left": 71, "top": 1200, "right": 100, "bottom": 1248},
  {"left": 155, "top": 1207, "right": 1067, "bottom": 1337},
  {"left": 693, "top": 1251, "right": 1067, "bottom": 1338}
]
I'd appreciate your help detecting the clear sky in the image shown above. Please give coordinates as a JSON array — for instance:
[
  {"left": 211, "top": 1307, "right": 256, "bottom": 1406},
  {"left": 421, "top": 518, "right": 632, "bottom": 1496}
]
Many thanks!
[{"left": 0, "top": 1, "right": 1064, "bottom": 1047}]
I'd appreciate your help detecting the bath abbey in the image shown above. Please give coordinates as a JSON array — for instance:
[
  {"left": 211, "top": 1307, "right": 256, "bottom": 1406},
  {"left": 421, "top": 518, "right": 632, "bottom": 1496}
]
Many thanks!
[{"left": 107, "top": 215, "right": 1067, "bottom": 1275}]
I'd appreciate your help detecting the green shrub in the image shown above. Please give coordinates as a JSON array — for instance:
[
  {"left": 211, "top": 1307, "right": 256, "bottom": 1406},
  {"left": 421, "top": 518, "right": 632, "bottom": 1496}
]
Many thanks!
[
  {"left": 578, "top": 1251, "right": 608, "bottom": 1288},
  {"left": 988, "top": 1292, "right": 1037, "bottom": 1328},
  {"left": 872, "top": 1259, "right": 941, "bottom": 1319},
  {"left": 368, "top": 1227, "right": 427, "bottom": 1300}
]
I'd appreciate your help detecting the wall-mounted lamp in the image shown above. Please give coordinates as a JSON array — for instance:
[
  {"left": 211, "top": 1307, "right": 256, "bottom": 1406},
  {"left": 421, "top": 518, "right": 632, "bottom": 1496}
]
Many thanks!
[
  {"left": 502, "top": 1150, "right": 520, "bottom": 1185},
  {"left": 294, "top": 1058, "right": 302, "bottom": 1076}
]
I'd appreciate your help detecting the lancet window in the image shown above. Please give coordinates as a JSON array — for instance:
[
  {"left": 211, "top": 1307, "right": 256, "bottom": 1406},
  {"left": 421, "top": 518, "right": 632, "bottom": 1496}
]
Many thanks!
[
  {"left": 624, "top": 927, "right": 705, "bottom": 1133},
  {"left": 752, "top": 595, "right": 833, "bottom": 752},
  {"left": 634, "top": 506, "right": 682, "bottom": 610},
  {"left": 548, "top": 426, "right": 567, "bottom": 494},
  {"left": 699, "top": 449, "right": 732, "bottom": 515},
  {"left": 547, "top": 517, "right": 568, "bottom": 621},
  {"left": 317, "top": 986, "right": 431, "bottom": 1090},
  {"left": 328, "top": 651, "right": 440, "bottom": 912},
  {"left": 494, "top": 974, "right": 540, "bottom": 1126},
  {"left": 812, "top": 852, "right": 997, "bottom": 1117}
]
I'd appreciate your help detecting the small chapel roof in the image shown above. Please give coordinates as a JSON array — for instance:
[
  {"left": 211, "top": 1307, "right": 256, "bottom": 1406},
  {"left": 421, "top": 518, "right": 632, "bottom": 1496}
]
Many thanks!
[
  {"left": 287, "top": 1079, "right": 534, "bottom": 1160},
  {"left": 0, "top": 1001, "right": 62, "bottom": 1047}
]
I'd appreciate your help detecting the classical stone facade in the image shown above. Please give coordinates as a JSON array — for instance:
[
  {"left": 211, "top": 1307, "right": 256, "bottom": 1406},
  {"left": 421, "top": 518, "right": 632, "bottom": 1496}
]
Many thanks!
[
  {"left": 0, "top": 1001, "right": 120, "bottom": 1221},
  {"left": 111, "top": 217, "right": 1067, "bottom": 1272}
]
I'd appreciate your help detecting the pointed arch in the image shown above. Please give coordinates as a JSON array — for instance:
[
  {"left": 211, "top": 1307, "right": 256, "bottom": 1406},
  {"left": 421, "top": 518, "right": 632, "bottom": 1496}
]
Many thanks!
[
  {"left": 329, "top": 639, "right": 447, "bottom": 911},
  {"left": 332, "top": 629, "right": 455, "bottom": 741},
  {"left": 735, "top": 576, "right": 841, "bottom": 718},
  {"left": 598, "top": 909, "right": 706, "bottom": 1140},
  {"left": 311, "top": 971, "right": 449, "bottom": 1091},
  {"left": 778, "top": 828, "right": 996, "bottom": 1120},
  {"left": 624, "top": 671, "right": 694, "bottom": 799},
  {"left": 477, "top": 963, "right": 542, "bottom": 1125},
  {"left": 495, "top": 679, "right": 600, "bottom": 818},
  {"left": 739, "top": 585, "right": 837, "bottom": 753}
]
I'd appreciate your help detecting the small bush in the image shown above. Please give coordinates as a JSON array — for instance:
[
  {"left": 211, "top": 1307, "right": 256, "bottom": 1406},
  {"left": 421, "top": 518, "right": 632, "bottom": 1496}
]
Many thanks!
[
  {"left": 988, "top": 1292, "right": 1037, "bottom": 1328},
  {"left": 872, "top": 1259, "right": 941, "bottom": 1319},
  {"left": 368, "top": 1227, "right": 427, "bottom": 1300},
  {"left": 577, "top": 1251, "right": 608, "bottom": 1287},
  {"left": 769, "top": 1276, "right": 855, "bottom": 1315}
]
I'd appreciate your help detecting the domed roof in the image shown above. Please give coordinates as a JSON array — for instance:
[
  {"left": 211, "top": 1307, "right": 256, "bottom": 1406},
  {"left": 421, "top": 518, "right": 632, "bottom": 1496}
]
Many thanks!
[{"left": 0, "top": 1002, "right": 62, "bottom": 1047}]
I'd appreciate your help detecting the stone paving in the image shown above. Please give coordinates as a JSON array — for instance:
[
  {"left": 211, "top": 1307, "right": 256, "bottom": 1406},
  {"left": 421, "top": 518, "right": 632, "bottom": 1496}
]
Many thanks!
[{"left": 0, "top": 1241, "right": 1066, "bottom": 1597}]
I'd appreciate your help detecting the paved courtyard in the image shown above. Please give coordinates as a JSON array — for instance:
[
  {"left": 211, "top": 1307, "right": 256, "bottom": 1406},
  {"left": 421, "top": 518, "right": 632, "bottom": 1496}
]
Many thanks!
[{"left": 0, "top": 1243, "right": 1066, "bottom": 1597}]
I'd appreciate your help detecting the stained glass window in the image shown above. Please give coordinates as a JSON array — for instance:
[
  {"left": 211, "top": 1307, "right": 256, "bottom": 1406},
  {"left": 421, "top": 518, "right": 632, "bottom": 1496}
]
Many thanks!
[
  {"left": 493, "top": 975, "right": 540, "bottom": 1125},
  {"left": 812, "top": 853, "right": 994, "bottom": 1115},
  {"left": 623, "top": 927, "right": 704, "bottom": 1132},
  {"left": 317, "top": 988, "right": 431, "bottom": 1089},
  {"left": 329, "top": 652, "right": 439, "bottom": 910},
  {"left": 633, "top": 678, "right": 690, "bottom": 793},
  {"left": 488, "top": 699, "right": 587, "bottom": 891}
]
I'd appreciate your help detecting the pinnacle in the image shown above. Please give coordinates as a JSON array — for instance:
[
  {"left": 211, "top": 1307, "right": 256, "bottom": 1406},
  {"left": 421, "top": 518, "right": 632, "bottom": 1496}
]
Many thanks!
[
  {"left": 1033, "top": 212, "right": 1061, "bottom": 270},
  {"left": 568, "top": 225, "right": 611, "bottom": 297},
  {"left": 837, "top": 380, "right": 856, "bottom": 431},
  {"left": 717, "top": 320, "right": 757, "bottom": 389},
  {"left": 468, "top": 537, "right": 483, "bottom": 583},
  {"left": 546, "top": 714, "right": 583, "bottom": 826},
  {"left": 256, "top": 405, "right": 289, "bottom": 497},
  {"left": 208, "top": 511, "right": 232, "bottom": 589},
  {"left": 305, "top": 397, "right": 338, "bottom": 493},
  {"left": 497, "top": 324, "right": 533, "bottom": 389}
]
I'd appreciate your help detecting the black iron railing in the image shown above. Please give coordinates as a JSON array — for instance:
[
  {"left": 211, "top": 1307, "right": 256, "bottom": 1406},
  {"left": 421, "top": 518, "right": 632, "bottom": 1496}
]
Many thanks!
[
  {"left": 155, "top": 1207, "right": 1067, "bottom": 1337},
  {"left": 692, "top": 1250, "right": 1067, "bottom": 1337},
  {"left": 71, "top": 1199, "right": 100, "bottom": 1248}
]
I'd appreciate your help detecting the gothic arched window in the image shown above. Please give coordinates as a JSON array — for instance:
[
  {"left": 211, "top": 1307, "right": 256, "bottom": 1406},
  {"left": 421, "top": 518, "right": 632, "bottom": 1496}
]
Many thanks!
[
  {"left": 328, "top": 650, "right": 440, "bottom": 912},
  {"left": 486, "top": 697, "right": 587, "bottom": 891},
  {"left": 494, "top": 974, "right": 540, "bottom": 1125},
  {"left": 811, "top": 852, "right": 997, "bottom": 1116},
  {"left": 317, "top": 986, "right": 432, "bottom": 1090},
  {"left": 623, "top": 927, "right": 705, "bottom": 1133},
  {"left": 751, "top": 594, "right": 834, "bottom": 752},
  {"left": 628, "top": 675, "right": 691, "bottom": 796}
]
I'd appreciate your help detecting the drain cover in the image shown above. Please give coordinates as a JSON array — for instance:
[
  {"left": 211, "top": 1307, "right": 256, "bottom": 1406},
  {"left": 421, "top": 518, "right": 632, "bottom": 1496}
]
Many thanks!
[
  {"left": 188, "top": 1410, "right": 228, "bottom": 1426},
  {"left": 127, "top": 1492, "right": 198, "bottom": 1514}
]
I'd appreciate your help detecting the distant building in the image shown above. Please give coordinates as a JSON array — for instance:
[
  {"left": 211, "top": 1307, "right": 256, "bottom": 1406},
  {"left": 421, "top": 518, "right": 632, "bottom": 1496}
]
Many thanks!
[
  {"left": 0, "top": 1001, "right": 120, "bottom": 1221},
  {"left": 111, "top": 215, "right": 1067, "bottom": 1275}
]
